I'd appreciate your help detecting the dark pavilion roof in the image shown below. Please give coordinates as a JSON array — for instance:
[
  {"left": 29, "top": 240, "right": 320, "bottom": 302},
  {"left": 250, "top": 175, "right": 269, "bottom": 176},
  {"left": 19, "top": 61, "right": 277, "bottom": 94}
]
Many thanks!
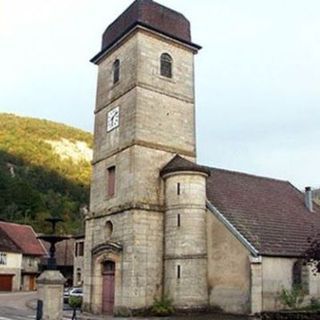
[
  {"left": 162, "top": 155, "right": 320, "bottom": 257},
  {"left": 0, "top": 222, "right": 47, "bottom": 256},
  {"left": 91, "top": 0, "right": 201, "bottom": 63},
  {"left": 160, "top": 155, "right": 210, "bottom": 177}
]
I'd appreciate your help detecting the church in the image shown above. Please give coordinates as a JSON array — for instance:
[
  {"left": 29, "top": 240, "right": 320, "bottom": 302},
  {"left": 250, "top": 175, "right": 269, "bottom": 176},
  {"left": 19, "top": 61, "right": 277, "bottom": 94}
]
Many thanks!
[{"left": 83, "top": 0, "right": 320, "bottom": 315}]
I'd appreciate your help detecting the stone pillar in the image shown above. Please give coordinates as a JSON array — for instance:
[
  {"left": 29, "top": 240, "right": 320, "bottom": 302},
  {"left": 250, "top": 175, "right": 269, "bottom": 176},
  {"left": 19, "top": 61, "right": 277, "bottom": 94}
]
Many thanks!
[
  {"left": 36, "top": 270, "right": 66, "bottom": 320},
  {"left": 250, "top": 256, "right": 263, "bottom": 314}
]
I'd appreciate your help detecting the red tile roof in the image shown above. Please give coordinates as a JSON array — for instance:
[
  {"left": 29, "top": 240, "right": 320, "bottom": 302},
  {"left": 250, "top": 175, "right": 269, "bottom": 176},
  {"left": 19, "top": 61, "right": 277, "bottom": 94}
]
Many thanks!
[
  {"left": 0, "top": 227, "right": 21, "bottom": 253},
  {"left": 206, "top": 167, "right": 320, "bottom": 257},
  {"left": 0, "top": 222, "right": 47, "bottom": 256}
]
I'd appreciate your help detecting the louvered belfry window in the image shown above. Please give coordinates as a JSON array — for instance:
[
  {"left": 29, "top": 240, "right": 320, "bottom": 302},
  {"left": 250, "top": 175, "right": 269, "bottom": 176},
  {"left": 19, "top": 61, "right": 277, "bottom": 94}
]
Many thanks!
[{"left": 160, "top": 53, "right": 172, "bottom": 78}]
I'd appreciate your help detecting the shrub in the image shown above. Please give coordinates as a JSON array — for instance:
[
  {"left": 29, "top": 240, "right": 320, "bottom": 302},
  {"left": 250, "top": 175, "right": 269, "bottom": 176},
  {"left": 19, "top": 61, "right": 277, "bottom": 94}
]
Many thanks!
[
  {"left": 279, "top": 285, "right": 305, "bottom": 309},
  {"left": 68, "top": 296, "right": 82, "bottom": 309},
  {"left": 151, "top": 295, "right": 174, "bottom": 316}
]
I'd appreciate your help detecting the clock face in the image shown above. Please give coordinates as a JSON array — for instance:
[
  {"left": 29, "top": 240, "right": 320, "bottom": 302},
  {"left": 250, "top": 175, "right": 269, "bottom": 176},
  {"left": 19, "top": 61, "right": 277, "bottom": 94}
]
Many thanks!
[{"left": 107, "top": 107, "right": 119, "bottom": 132}]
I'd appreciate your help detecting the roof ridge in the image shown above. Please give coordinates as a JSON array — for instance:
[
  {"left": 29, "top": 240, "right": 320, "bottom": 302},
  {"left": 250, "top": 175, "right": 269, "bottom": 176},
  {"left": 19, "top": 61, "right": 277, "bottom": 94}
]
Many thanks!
[
  {"left": 203, "top": 165, "right": 290, "bottom": 185},
  {"left": 0, "top": 221, "right": 31, "bottom": 228}
]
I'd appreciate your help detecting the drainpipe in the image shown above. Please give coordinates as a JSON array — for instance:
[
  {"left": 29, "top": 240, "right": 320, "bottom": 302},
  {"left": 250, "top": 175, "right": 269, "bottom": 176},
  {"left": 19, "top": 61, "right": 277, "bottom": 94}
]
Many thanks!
[{"left": 305, "top": 186, "right": 313, "bottom": 212}]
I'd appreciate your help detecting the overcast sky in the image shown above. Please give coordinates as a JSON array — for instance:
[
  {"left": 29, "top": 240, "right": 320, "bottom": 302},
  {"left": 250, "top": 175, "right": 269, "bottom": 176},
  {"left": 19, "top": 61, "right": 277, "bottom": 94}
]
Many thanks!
[{"left": 1, "top": 0, "right": 319, "bottom": 189}]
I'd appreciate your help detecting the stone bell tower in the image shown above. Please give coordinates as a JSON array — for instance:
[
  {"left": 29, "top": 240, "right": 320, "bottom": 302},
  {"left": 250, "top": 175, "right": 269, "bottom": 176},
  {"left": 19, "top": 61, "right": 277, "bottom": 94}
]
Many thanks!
[{"left": 83, "top": 0, "right": 201, "bottom": 315}]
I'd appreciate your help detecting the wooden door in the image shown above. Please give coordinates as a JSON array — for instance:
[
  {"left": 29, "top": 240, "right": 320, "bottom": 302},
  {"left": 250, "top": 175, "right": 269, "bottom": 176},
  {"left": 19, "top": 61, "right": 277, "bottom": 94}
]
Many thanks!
[
  {"left": 0, "top": 275, "right": 13, "bottom": 291},
  {"left": 29, "top": 275, "right": 36, "bottom": 290},
  {"left": 102, "top": 261, "right": 115, "bottom": 314}
]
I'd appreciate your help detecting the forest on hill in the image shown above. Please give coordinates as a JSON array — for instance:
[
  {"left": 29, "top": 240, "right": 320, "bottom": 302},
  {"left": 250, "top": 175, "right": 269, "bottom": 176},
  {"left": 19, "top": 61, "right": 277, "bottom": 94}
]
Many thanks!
[{"left": 0, "top": 113, "right": 92, "bottom": 234}]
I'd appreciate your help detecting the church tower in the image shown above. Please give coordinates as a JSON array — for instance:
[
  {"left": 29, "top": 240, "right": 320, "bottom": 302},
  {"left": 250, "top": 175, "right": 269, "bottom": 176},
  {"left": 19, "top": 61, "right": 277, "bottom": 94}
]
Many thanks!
[{"left": 83, "top": 0, "right": 202, "bottom": 314}]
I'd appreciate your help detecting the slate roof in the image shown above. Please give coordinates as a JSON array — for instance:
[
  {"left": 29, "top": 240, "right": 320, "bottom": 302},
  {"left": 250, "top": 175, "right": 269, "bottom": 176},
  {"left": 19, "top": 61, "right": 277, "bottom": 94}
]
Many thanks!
[
  {"left": 0, "top": 222, "right": 46, "bottom": 256},
  {"left": 161, "top": 155, "right": 320, "bottom": 257},
  {"left": 206, "top": 168, "right": 320, "bottom": 257},
  {"left": 160, "top": 155, "right": 210, "bottom": 177},
  {"left": 91, "top": 0, "right": 200, "bottom": 63}
]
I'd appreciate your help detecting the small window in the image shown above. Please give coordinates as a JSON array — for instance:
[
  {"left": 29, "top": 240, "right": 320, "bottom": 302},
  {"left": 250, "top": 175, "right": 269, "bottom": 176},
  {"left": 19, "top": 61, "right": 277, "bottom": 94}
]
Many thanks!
[
  {"left": 103, "top": 260, "right": 115, "bottom": 275},
  {"left": 105, "top": 221, "right": 113, "bottom": 239},
  {"left": 0, "top": 253, "right": 7, "bottom": 265},
  {"left": 78, "top": 242, "right": 84, "bottom": 257},
  {"left": 177, "top": 182, "right": 181, "bottom": 195},
  {"left": 113, "top": 59, "right": 120, "bottom": 84},
  {"left": 76, "top": 268, "right": 81, "bottom": 283},
  {"left": 293, "top": 260, "right": 309, "bottom": 294},
  {"left": 292, "top": 260, "right": 302, "bottom": 287},
  {"left": 177, "top": 214, "right": 181, "bottom": 227},
  {"left": 75, "top": 243, "right": 78, "bottom": 257},
  {"left": 177, "top": 265, "right": 181, "bottom": 279},
  {"left": 160, "top": 53, "right": 172, "bottom": 78},
  {"left": 107, "top": 166, "right": 116, "bottom": 197}
]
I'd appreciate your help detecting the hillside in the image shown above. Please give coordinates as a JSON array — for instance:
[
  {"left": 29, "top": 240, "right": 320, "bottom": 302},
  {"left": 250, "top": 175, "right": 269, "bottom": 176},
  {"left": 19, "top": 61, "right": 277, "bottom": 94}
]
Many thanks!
[{"left": 0, "top": 113, "right": 92, "bottom": 234}]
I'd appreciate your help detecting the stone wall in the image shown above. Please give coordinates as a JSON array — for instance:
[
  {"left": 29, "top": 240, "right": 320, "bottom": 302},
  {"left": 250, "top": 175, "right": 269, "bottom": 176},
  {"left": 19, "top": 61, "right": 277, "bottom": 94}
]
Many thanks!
[
  {"left": 163, "top": 171, "right": 208, "bottom": 307},
  {"left": 206, "top": 211, "right": 251, "bottom": 314},
  {"left": 261, "top": 257, "right": 320, "bottom": 311},
  {"left": 84, "top": 209, "right": 163, "bottom": 313}
]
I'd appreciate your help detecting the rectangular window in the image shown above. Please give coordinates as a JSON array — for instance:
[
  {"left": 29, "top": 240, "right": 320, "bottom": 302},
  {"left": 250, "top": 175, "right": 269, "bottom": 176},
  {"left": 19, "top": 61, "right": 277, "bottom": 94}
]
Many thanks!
[
  {"left": 177, "top": 214, "right": 181, "bottom": 227},
  {"left": 107, "top": 166, "right": 116, "bottom": 197},
  {"left": 78, "top": 242, "right": 84, "bottom": 257},
  {"left": 177, "top": 265, "right": 181, "bottom": 279},
  {"left": 177, "top": 183, "right": 181, "bottom": 195},
  {"left": 0, "top": 253, "right": 7, "bottom": 265}
]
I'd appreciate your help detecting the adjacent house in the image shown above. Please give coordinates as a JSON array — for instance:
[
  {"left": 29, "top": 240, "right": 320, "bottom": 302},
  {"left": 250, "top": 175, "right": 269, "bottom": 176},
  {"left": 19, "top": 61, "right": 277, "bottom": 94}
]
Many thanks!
[{"left": 0, "top": 221, "right": 46, "bottom": 291}]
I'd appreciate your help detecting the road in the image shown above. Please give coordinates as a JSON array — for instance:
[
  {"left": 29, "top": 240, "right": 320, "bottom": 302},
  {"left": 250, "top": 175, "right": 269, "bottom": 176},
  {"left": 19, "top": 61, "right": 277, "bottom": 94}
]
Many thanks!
[
  {"left": 0, "top": 291, "right": 253, "bottom": 320},
  {"left": 0, "top": 291, "right": 73, "bottom": 320}
]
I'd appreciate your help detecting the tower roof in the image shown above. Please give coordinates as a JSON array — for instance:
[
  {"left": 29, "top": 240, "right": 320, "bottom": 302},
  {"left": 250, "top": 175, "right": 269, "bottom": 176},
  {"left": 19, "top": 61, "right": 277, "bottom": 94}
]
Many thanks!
[
  {"left": 160, "top": 155, "right": 210, "bottom": 177},
  {"left": 91, "top": 0, "right": 201, "bottom": 63}
]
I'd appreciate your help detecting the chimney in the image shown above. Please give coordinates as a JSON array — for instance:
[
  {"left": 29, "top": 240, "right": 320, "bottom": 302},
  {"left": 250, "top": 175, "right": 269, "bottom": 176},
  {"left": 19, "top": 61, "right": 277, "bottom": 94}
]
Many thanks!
[{"left": 305, "top": 186, "right": 313, "bottom": 212}]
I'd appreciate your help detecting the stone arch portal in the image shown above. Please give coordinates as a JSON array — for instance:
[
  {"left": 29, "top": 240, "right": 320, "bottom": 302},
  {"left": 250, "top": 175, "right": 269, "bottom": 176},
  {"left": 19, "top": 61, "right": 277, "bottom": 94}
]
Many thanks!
[{"left": 91, "top": 242, "right": 122, "bottom": 314}]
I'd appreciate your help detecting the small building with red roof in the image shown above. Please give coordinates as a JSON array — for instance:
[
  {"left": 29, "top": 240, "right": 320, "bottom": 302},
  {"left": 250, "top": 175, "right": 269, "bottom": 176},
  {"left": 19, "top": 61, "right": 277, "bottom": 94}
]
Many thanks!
[{"left": 0, "top": 221, "right": 47, "bottom": 291}]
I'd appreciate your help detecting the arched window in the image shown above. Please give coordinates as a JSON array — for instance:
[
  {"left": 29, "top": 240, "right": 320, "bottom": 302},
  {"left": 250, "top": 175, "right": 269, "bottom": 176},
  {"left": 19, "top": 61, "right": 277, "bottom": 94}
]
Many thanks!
[
  {"left": 113, "top": 59, "right": 120, "bottom": 84},
  {"left": 160, "top": 53, "right": 172, "bottom": 78},
  {"left": 292, "top": 260, "right": 309, "bottom": 294},
  {"left": 292, "top": 260, "right": 302, "bottom": 287}
]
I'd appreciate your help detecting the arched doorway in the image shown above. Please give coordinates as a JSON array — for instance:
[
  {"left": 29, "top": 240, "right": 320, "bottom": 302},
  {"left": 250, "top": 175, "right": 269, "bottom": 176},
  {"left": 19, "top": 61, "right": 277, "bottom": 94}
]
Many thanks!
[{"left": 102, "top": 260, "right": 115, "bottom": 314}]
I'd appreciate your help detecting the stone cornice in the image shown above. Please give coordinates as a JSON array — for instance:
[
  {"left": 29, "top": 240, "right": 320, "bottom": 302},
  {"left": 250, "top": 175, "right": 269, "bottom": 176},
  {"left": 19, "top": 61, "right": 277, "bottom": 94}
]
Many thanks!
[{"left": 86, "top": 202, "right": 164, "bottom": 221}]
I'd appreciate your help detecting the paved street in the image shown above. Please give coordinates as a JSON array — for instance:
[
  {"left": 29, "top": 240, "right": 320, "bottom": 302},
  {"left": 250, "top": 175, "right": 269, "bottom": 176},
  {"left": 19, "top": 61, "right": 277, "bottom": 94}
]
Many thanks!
[
  {"left": 0, "top": 291, "right": 253, "bottom": 320},
  {"left": 0, "top": 292, "right": 36, "bottom": 320},
  {"left": 0, "top": 291, "right": 73, "bottom": 320}
]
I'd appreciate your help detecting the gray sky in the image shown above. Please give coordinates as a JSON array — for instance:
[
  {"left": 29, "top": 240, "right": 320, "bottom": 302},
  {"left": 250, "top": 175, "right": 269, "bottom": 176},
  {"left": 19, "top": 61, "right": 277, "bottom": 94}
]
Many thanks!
[{"left": 1, "top": 0, "right": 319, "bottom": 189}]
